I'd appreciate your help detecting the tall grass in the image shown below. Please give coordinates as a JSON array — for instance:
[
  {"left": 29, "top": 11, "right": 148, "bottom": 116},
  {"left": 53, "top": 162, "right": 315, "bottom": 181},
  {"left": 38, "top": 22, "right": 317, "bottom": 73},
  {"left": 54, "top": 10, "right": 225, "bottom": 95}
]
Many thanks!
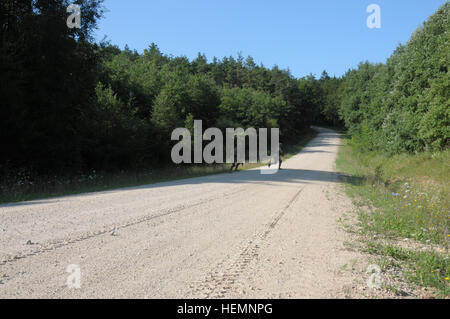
[{"left": 336, "top": 138, "right": 449, "bottom": 295}]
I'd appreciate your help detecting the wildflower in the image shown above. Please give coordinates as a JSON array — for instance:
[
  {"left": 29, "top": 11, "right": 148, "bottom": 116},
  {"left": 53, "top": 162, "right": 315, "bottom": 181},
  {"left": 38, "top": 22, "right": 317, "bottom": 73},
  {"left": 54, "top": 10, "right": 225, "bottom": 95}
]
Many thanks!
[
  {"left": 392, "top": 192, "right": 400, "bottom": 196},
  {"left": 445, "top": 277, "right": 449, "bottom": 281},
  {"left": 417, "top": 192, "right": 425, "bottom": 196},
  {"left": 403, "top": 195, "right": 407, "bottom": 199}
]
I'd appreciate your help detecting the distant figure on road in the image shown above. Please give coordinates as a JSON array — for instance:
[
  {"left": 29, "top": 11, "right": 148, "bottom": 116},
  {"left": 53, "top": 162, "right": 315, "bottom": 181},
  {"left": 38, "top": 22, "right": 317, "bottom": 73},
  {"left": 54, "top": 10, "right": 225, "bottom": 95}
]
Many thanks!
[
  {"left": 230, "top": 161, "right": 242, "bottom": 172},
  {"left": 230, "top": 145, "right": 242, "bottom": 173},
  {"left": 278, "top": 143, "right": 284, "bottom": 169},
  {"left": 268, "top": 143, "right": 283, "bottom": 169},
  {"left": 230, "top": 143, "right": 284, "bottom": 172}
]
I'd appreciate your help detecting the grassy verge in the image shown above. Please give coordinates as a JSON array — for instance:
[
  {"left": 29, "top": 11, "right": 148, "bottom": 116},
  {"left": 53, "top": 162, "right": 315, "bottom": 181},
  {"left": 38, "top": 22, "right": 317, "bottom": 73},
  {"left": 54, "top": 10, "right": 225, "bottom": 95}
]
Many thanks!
[
  {"left": 336, "top": 138, "right": 449, "bottom": 296},
  {"left": 0, "top": 129, "right": 317, "bottom": 204}
]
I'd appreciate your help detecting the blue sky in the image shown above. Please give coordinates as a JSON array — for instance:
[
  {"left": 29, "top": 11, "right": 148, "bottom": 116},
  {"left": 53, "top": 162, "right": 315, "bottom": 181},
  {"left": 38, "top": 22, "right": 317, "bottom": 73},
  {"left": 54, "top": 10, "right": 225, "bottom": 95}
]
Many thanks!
[{"left": 94, "top": 0, "right": 447, "bottom": 78}]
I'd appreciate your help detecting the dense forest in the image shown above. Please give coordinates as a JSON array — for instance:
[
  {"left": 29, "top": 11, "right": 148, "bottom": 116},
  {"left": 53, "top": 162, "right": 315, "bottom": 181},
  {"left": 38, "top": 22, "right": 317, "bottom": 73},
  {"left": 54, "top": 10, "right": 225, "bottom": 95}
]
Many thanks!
[
  {"left": 338, "top": 2, "right": 449, "bottom": 154},
  {"left": 1, "top": 0, "right": 448, "bottom": 181}
]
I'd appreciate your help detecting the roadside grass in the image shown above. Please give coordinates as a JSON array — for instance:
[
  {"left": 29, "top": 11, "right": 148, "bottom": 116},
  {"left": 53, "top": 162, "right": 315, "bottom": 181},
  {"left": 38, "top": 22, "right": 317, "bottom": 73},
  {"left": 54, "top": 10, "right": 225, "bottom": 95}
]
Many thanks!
[
  {"left": 365, "top": 241, "right": 449, "bottom": 295},
  {"left": 0, "top": 165, "right": 232, "bottom": 204},
  {"left": 336, "top": 138, "right": 449, "bottom": 296},
  {"left": 0, "top": 129, "right": 317, "bottom": 204}
]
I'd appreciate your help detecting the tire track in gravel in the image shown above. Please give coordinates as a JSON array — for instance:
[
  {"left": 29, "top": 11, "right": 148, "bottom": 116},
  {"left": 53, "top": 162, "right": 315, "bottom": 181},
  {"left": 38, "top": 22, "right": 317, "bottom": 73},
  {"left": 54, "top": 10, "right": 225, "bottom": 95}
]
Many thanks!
[{"left": 190, "top": 186, "right": 305, "bottom": 298}]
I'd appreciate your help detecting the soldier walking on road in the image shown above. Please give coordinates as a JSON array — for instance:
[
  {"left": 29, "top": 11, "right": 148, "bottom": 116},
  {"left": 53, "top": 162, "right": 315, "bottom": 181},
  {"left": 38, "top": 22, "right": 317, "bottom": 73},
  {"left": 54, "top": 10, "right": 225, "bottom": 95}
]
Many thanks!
[
  {"left": 230, "top": 145, "right": 242, "bottom": 173},
  {"left": 268, "top": 143, "right": 284, "bottom": 169}
]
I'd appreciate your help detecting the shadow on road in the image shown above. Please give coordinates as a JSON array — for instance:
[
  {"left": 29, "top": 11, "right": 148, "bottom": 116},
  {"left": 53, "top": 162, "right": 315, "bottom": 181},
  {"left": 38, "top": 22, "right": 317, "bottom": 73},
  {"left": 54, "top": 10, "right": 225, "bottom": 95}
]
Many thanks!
[
  {"left": 0, "top": 168, "right": 365, "bottom": 208},
  {"left": 123, "top": 168, "right": 365, "bottom": 190}
]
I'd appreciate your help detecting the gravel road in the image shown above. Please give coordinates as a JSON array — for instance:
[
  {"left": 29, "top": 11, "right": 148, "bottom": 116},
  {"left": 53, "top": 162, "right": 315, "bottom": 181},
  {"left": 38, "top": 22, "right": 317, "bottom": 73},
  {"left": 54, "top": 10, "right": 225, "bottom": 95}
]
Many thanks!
[{"left": 0, "top": 127, "right": 369, "bottom": 298}]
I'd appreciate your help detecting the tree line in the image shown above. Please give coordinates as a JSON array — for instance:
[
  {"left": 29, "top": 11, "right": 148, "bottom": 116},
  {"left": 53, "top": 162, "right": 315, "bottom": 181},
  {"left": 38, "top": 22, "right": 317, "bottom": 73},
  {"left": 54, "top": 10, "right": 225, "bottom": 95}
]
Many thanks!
[
  {"left": 1, "top": 0, "right": 447, "bottom": 180},
  {"left": 1, "top": 0, "right": 337, "bottom": 177}
]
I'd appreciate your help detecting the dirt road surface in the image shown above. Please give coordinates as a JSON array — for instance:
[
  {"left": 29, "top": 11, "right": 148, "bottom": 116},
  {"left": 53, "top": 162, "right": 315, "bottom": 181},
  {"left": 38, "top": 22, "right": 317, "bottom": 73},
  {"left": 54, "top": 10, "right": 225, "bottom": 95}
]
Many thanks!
[{"left": 0, "top": 127, "right": 370, "bottom": 298}]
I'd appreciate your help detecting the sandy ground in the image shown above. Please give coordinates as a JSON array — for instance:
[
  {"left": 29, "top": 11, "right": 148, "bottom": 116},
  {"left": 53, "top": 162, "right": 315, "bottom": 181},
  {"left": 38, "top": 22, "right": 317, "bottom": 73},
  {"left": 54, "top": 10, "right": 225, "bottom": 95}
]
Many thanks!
[{"left": 0, "top": 127, "right": 375, "bottom": 298}]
